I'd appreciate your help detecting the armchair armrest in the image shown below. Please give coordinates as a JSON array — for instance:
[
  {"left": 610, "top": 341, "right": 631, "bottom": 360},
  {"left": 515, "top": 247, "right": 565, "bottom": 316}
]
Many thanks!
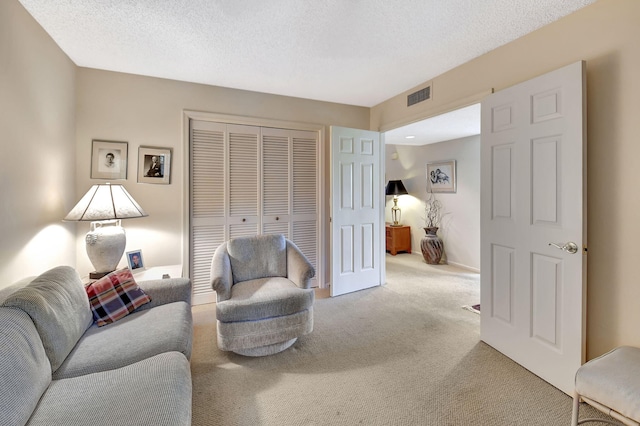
[
  {"left": 210, "top": 242, "right": 233, "bottom": 301},
  {"left": 286, "top": 240, "right": 315, "bottom": 289},
  {"left": 135, "top": 277, "right": 192, "bottom": 312}
]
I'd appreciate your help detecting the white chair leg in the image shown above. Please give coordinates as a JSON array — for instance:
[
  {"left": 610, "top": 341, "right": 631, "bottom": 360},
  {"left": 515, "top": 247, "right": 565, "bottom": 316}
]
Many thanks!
[{"left": 572, "top": 391, "right": 581, "bottom": 426}]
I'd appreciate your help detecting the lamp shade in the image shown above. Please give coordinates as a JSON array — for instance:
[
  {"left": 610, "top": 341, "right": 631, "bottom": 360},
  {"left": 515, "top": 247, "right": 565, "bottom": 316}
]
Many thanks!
[
  {"left": 64, "top": 183, "right": 147, "bottom": 221},
  {"left": 385, "top": 180, "right": 408, "bottom": 196}
]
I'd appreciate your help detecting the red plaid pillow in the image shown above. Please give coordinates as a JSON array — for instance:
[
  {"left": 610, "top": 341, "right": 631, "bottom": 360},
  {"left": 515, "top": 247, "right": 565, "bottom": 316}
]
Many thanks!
[{"left": 85, "top": 268, "right": 151, "bottom": 326}]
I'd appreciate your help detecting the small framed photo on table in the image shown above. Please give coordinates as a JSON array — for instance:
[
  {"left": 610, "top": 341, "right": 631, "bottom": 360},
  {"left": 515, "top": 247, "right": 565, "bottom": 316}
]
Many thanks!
[
  {"left": 126, "top": 250, "right": 145, "bottom": 271},
  {"left": 138, "top": 146, "right": 171, "bottom": 184},
  {"left": 91, "top": 140, "right": 128, "bottom": 180}
]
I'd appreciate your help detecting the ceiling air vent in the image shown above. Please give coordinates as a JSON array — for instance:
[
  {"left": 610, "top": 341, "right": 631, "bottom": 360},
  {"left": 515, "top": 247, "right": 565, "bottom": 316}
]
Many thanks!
[{"left": 407, "top": 85, "right": 431, "bottom": 107}]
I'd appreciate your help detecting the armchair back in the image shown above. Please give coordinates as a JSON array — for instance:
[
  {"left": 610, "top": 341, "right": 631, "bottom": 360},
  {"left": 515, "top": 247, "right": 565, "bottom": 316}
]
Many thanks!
[{"left": 227, "top": 234, "right": 287, "bottom": 284}]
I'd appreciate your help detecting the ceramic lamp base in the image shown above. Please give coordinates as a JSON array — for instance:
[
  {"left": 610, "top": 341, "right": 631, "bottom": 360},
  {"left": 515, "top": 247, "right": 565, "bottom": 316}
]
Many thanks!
[{"left": 85, "top": 219, "right": 126, "bottom": 274}]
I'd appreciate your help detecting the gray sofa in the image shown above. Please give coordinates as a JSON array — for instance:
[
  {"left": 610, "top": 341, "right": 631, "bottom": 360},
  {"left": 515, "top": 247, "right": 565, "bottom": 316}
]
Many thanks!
[{"left": 0, "top": 266, "right": 193, "bottom": 426}]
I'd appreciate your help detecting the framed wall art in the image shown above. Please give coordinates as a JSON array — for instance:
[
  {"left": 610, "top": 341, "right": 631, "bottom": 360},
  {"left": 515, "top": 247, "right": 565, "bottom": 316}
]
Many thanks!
[
  {"left": 91, "top": 140, "right": 128, "bottom": 179},
  {"left": 427, "top": 160, "right": 456, "bottom": 193},
  {"left": 138, "top": 146, "right": 172, "bottom": 184}
]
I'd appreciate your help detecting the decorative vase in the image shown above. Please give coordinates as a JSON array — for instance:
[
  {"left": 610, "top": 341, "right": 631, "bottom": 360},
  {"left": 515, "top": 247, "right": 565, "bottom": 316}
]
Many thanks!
[{"left": 421, "top": 227, "right": 444, "bottom": 264}]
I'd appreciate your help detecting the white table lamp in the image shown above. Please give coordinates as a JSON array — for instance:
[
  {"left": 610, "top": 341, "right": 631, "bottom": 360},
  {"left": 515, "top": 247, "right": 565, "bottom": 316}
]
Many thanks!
[{"left": 64, "top": 183, "right": 147, "bottom": 278}]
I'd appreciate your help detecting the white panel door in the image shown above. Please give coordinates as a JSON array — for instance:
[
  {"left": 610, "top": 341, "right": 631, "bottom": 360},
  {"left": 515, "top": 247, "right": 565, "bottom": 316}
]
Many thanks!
[
  {"left": 331, "top": 126, "right": 383, "bottom": 297},
  {"left": 480, "top": 61, "right": 586, "bottom": 395}
]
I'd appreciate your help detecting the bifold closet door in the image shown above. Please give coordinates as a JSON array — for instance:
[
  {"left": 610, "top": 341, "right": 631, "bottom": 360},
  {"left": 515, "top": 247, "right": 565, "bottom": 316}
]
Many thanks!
[
  {"left": 261, "top": 127, "right": 319, "bottom": 286},
  {"left": 190, "top": 120, "right": 226, "bottom": 303},
  {"left": 190, "top": 122, "right": 260, "bottom": 302},
  {"left": 190, "top": 120, "right": 319, "bottom": 303},
  {"left": 227, "top": 124, "right": 260, "bottom": 238},
  {"left": 290, "top": 130, "right": 318, "bottom": 286},
  {"left": 261, "top": 127, "right": 290, "bottom": 237}
]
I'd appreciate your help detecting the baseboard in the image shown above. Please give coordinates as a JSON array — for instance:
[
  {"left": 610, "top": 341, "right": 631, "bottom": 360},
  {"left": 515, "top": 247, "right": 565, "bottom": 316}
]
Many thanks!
[
  {"left": 446, "top": 261, "right": 480, "bottom": 273},
  {"left": 192, "top": 292, "right": 216, "bottom": 306}
]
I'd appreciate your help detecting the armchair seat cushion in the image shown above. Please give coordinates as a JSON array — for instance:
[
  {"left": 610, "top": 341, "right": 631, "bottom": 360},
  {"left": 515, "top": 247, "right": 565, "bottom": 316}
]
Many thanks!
[
  {"left": 575, "top": 346, "right": 640, "bottom": 422},
  {"left": 216, "top": 277, "right": 314, "bottom": 323}
]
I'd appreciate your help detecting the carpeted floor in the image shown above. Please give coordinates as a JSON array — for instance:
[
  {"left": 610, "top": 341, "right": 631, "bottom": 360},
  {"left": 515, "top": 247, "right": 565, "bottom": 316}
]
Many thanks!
[{"left": 190, "top": 253, "right": 606, "bottom": 425}]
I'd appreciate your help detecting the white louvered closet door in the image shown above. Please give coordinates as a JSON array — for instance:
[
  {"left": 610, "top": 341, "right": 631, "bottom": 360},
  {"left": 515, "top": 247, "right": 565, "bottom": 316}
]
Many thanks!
[
  {"left": 190, "top": 120, "right": 226, "bottom": 303},
  {"left": 291, "top": 130, "right": 318, "bottom": 286},
  {"left": 190, "top": 120, "right": 319, "bottom": 304},
  {"left": 190, "top": 123, "right": 259, "bottom": 304},
  {"left": 261, "top": 128, "right": 319, "bottom": 286},
  {"left": 261, "top": 127, "right": 290, "bottom": 237},
  {"left": 227, "top": 124, "right": 260, "bottom": 238}
]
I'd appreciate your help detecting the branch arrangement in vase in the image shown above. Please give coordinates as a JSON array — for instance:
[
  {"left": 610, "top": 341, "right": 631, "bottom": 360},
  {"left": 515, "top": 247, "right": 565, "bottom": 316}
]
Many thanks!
[{"left": 424, "top": 191, "right": 446, "bottom": 228}]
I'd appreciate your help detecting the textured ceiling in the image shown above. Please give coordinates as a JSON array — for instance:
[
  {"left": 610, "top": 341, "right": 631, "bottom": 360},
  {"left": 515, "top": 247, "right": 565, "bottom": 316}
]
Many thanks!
[{"left": 18, "top": 0, "right": 595, "bottom": 107}]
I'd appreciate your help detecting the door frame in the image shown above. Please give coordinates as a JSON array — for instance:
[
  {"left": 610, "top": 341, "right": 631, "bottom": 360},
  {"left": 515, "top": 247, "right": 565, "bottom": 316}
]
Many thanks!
[{"left": 182, "top": 110, "right": 326, "bottom": 300}]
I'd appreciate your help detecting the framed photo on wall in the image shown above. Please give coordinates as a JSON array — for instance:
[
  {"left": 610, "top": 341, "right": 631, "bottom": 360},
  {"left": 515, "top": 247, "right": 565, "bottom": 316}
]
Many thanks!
[
  {"left": 126, "top": 249, "right": 145, "bottom": 271},
  {"left": 91, "top": 140, "right": 128, "bottom": 179},
  {"left": 427, "top": 160, "right": 456, "bottom": 193},
  {"left": 138, "top": 146, "right": 171, "bottom": 184}
]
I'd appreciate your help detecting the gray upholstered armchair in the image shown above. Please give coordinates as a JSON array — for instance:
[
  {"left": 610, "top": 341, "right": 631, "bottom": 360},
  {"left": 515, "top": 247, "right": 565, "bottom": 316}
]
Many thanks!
[{"left": 210, "top": 234, "right": 315, "bottom": 356}]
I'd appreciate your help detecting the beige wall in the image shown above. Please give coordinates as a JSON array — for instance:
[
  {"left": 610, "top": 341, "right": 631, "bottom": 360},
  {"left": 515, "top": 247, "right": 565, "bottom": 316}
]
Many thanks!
[
  {"left": 0, "top": 0, "right": 77, "bottom": 286},
  {"left": 373, "top": 0, "right": 640, "bottom": 359},
  {"left": 385, "top": 136, "right": 480, "bottom": 271},
  {"left": 75, "top": 68, "right": 369, "bottom": 283}
]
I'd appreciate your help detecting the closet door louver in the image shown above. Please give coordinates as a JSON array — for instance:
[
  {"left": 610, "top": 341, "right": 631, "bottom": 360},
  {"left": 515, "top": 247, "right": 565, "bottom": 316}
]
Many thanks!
[
  {"left": 262, "top": 127, "right": 290, "bottom": 238},
  {"left": 190, "top": 120, "right": 226, "bottom": 301},
  {"left": 228, "top": 124, "right": 259, "bottom": 233},
  {"left": 291, "top": 131, "right": 318, "bottom": 279}
]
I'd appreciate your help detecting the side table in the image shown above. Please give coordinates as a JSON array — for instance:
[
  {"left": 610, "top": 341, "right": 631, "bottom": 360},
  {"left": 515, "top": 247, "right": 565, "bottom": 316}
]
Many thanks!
[
  {"left": 132, "top": 264, "right": 183, "bottom": 281},
  {"left": 82, "top": 264, "right": 183, "bottom": 284},
  {"left": 386, "top": 224, "right": 411, "bottom": 255}
]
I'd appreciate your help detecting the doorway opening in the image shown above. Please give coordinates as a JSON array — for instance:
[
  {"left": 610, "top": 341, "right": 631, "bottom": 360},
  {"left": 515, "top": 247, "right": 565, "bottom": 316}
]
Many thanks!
[{"left": 382, "top": 103, "right": 481, "bottom": 274}]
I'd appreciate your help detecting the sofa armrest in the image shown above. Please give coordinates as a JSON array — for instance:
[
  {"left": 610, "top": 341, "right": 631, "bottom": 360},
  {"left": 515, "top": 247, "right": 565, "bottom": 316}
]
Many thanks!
[
  {"left": 286, "top": 240, "right": 315, "bottom": 289},
  {"left": 135, "top": 277, "right": 192, "bottom": 312},
  {"left": 210, "top": 242, "right": 233, "bottom": 302}
]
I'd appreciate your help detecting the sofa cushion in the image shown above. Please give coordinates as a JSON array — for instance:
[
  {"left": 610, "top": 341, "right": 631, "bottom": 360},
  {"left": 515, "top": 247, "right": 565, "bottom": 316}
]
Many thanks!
[
  {"left": 53, "top": 301, "right": 192, "bottom": 379},
  {"left": 227, "top": 234, "right": 287, "bottom": 283},
  {"left": 0, "top": 276, "right": 36, "bottom": 304},
  {"left": 1, "top": 266, "right": 93, "bottom": 372},
  {"left": 216, "top": 277, "right": 314, "bottom": 322},
  {"left": 85, "top": 268, "right": 151, "bottom": 326},
  {"left": 27, "top": 351, "right": 192, "bottom": 426},
  {"left": 0, "top": 307, "right": 51, "bottom": 426}
]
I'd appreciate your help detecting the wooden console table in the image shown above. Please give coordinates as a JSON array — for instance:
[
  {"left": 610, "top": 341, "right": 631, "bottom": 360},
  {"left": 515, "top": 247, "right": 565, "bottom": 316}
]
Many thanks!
[{"left": 386, "top": 224, "right": 411, "bottom": 255}]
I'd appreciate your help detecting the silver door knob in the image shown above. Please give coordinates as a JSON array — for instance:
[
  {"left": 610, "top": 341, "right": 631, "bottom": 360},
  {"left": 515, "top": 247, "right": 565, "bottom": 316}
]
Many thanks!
[{"left": 548, "top": 242, "right": 579, "bottom": 254}]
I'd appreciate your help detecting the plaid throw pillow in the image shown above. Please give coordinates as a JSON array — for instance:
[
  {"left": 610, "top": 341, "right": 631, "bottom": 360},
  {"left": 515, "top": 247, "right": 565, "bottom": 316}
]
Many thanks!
[{"left": 85, "top": 268, "right": 151, "bottom": 326}]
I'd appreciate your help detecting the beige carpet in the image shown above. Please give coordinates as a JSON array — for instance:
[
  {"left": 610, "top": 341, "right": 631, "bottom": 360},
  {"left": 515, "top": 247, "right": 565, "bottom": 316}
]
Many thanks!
[{"left": 191, "top": 253, "right": 605, "bottom": 425}]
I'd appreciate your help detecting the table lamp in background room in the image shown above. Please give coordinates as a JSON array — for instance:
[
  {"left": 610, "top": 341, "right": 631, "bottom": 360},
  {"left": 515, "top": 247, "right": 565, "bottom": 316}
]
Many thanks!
[
  {"left": 385, "top": 180, "right": 408, "bottom": 226},
  {"left": 64, "top": 183, "right": 147, "bottom": 279}
]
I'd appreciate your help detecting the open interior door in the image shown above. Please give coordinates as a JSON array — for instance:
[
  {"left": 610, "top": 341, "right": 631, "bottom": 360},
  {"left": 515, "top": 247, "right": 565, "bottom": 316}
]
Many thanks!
[
  {"left": 330, "top": 126, "right": 384, "bottom": 297},
  {"left": 480, "top": 61, "right": 587, "bottom": 395}
]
